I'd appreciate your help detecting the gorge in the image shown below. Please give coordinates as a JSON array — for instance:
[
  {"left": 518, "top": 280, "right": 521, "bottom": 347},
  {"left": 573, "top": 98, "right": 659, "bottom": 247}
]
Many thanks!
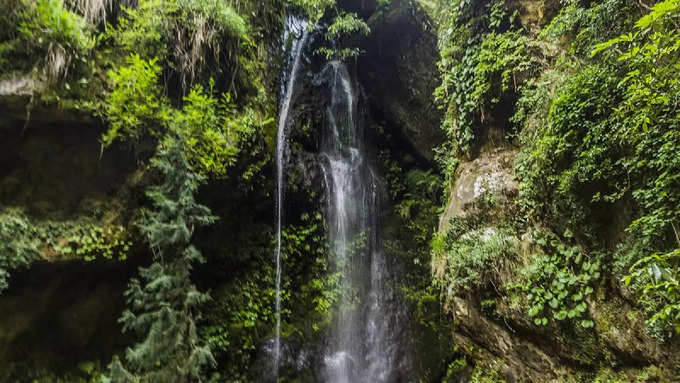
[{"left": 1, "top": 0, "right": 680, "bottom": 382}]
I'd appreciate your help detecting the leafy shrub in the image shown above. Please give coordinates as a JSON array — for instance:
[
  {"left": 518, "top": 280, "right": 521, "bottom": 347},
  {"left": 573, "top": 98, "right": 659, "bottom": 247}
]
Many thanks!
[
  {"left": 472, "top": 30, "right": 535, "bottom": 106},
  {"left": 434, "top": 0, "right": 536, "bottom": 155},
  {"left": 541, "top": 0, "right": 638, "bottom": 56},
  {"left": 103, "top": 56, "right": 256, "bottom": 177},
  {"left": 613, "top": 2, "right": 680, "bottom": 335},
  {"left": 626, "top": 250, "right": 680, "bottom": 336},
  {"left": 317, "top": 11, "right": 370, "bottom": 60},
  {"left": 433, "top": 228, "right": 517, "bottom": 294},
  {"left": 513, "top": 230, "right": 599, "bottom": 328},
  {"left": 515, "top": 65, "right": 622, "bottom": 241},
  {"left": 0, "top": 209, "right": 41, "bottom": 293},
  {"left": 179, "top": 85, "right": 258, "bottom": 177},
  {"left": 0, "top": 0, "right": 92, "bottom": 80},
  {"left": 18, "top": 0, "right": 91, "bottom": 53},
  {"left": 510, "top": 63, "right": 571, "bottom": 135},
  {"left": 113, "top": 0, "right": 175, "bottom": 61},
  {"left": 516, "top": 0, "right": 680, "bottom": 333},
  {"left": 112, "top": 0, "right": 249, "bottom": 90},
  {"left": 102, "top": 54, "right": 169, "bottom": 147}
]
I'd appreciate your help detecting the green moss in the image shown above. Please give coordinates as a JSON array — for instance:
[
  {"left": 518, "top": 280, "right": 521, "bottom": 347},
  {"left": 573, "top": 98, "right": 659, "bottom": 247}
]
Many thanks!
[
  {"left": 0, "top": 0, "right": 93, "bottom": 80},
  {"left": 0, "top": 207, "right": 132, "bottom": 294}
]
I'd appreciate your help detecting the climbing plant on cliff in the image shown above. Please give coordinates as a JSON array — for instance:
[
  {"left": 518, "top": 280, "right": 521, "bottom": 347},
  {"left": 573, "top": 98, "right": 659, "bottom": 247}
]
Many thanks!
[
  {"left": 603, "top": 0, "right": 680, "bottom": 336},
  {"left": 0, "top": 0, "right": 93, "bottom": 81},
  {"left": 105, "top": 132, "right": 217, "bottom": 382},
  {"left": 514, "top": 0, "right": 680, "bottom": 335},
  {"left": 434, "top": 0, "right": 536, "bottom": 156},
  {"left": 0, "top": 209, "right": 41, "bottom": 293}
]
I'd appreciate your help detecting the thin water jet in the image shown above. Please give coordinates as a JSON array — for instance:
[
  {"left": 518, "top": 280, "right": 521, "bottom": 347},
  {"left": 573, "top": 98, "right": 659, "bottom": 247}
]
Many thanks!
[{"left": 274, "top": 16, "right": 309, "bottom": 377}]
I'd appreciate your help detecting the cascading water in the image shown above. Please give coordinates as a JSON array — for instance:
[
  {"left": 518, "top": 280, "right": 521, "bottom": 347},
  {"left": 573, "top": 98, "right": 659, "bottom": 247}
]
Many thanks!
[
  {"left": 318, "top": 61, "right": 401, "bottom": 383},
  {"left": 274, "top": 16, "right": 309, "bottom": 376}
]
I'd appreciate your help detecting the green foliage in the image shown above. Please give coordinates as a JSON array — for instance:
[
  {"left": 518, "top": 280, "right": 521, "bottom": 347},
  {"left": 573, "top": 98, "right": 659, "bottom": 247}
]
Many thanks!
[
  {"left": 286, "top": 0, "right": 369, "bottom": 61},
  {"left": 443, "top": 357, "right": 507, "bottom": 383},
  {"left": 378, "top": 143, "right": 455, "bottom": 376},
  {"left": 102, "top": 55, "right": 169, "bottom": 147},
  {"left": 102, "top": 56, "right": 258, "bottom": 177},
  {"left": 17, "top": 0, "right": 91, "bottom": 53},
  {"left": 203, "top": 272, "right": 275, "bottom": 381},
  {"left": 542, "top": 0, "right": 638, "bottom": 56},
  {"left": 317, "top": 11, "right": 371, "bottom": 60},
  {"left": 513, "top": 230, "right": 599, "bottom": 328},
  {"left": 53, "top": 224, "right": 131, "bottom": 261},
  {"left": 601, "top": 0, "right": 680, "bottom": 254},
  {"left": 434, "top": 0, "right": 535, "bottom": 155},
  {"left": 433, "top": 228, "right": 516, "bottom": 293},
  {"left": 515, "top": 65, "right": 622, "bottom": 239},
  {"left": 180, "top": 85, "right": 258, "bottom": 177},
  {"left": 0, "top": 0, "right": 92, "bottom": 80},
  {"left": 0, "top": 209, "right": 41, "bottom": 293},
  {"left": 515, "top": 0, "right": 680, "bottom": 333},
  {"left": 200, "top": 210, "right": 333, "bottom": 381},
  {"left": 186, "top": 0, "right": 248, "bottom": 39},
  {"left": 0, "top": 208, "right": 132, "bottom": 293},
  {"left": 112, "top": 0, "right": 248, "bottom": 88},
  {"left": 283, "top": 212, "right": 338, "bottom": 332},
  {"left": 288, "top": 0, "right": 335, "bottom": 23},
  {"left": 105, "top": 133, "right": 216, "bottom": 382},
  {"left": 510, "top": 63, "right": 571, "bottom": 134},
  {"left": 469, "top": 363, "right": 506, "bottom": 383},
  {"left": 113, "top": 0, "right": 177, "bottom": 61},
  {"left": 626, "top": 250, "right": 680, "bottom": 336},
  {"left": 396, "top": 169, "right": 443, "bottom": 246},
  {"left": 471, "top": 31, "right": 535, "bottom": 106},
  {"left": 432, "top": 172, "right": 523, "bottom": 299}
]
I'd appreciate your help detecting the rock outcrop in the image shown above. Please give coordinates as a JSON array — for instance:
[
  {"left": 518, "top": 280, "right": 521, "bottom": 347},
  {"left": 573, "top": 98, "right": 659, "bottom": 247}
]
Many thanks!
[{"left": 359, "top": 0, "right": 445, "bottom": 162}]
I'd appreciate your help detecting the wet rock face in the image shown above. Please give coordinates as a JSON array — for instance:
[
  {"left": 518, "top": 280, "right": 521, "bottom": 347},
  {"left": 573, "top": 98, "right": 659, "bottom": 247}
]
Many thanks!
[
  {"left": 254, "top": 336, "right": 319, "bottom": 383},
  {"left": 436, "top": 143, "right": 680, "bottom": 380},
  {"left": 509, "top": 0, "right": 562, "bottom": 32},
  {"left": 0, "top": 259, "right": 136, "bottom": 380},
  {"left": 451, "top": 297, "right": 560, "bottom": 382},
  {"left": 359, "top": 0, "right": 444, "bottom": 162},
  {"left": 0, "top": 75, "right": 37, "bottom": 97},
  {"left": 439, "top": 145, "right": 518, "bottom": 230}
]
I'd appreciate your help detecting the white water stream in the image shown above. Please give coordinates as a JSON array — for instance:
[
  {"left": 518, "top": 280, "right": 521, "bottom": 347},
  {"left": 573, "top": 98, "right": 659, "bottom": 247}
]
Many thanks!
[
  {"left": 319, "top": 62, "right": 399, "bottom": 383},
  {"left": 274, "top": 16, "right": 309, "bottom": 376}
]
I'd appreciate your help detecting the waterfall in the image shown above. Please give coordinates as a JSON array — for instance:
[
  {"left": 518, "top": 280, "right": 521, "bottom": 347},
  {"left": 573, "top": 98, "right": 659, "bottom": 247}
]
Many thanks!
[
  {"left": 274, "top": 16, "right": 309, "bottom": 376},
  {"left": 319, "top": 61, "right": 400, "bottom": 383}
]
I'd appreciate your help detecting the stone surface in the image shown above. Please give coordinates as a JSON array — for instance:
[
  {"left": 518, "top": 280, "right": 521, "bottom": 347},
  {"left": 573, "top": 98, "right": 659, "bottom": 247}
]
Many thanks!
[
  {"left": 439, "top": 145, "right": 518, "bottom": 231},
  {"left": 437, "top": 141, "right": 680, "bottom": 380},
  {"left": 0, "top": 259, "right": 136, "bottom": 379},
  {"left": 451, "top": 297, "right": 562, "bottom": 382},
  {"left": 359, "top": 0, "right": 445, "bottom": 162},
  {"left": 0, "top": 75, "right": 38, "bottom": 96}
]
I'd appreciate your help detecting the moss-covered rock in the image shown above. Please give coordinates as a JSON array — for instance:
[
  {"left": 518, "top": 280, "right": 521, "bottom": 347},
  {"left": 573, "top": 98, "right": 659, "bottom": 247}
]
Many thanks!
[{"left": 439, "top": 144, "right": 517, "bottom": 231}]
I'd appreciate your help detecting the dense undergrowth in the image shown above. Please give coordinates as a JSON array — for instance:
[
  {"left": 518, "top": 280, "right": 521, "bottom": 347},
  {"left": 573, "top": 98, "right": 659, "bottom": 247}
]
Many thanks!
[
  {"left": 0, "top": 0, "right": 375, "bottom": 380},
  {"left": 2, "top": 0, "right": 680, "bottom": 380},
  {"left": 433, "top": 0, "right": 680, "bottom": 379}
]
